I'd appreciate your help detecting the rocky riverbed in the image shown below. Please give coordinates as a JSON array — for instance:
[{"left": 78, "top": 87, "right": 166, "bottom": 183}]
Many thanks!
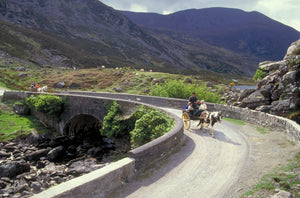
[{"left": 0, "top": 131, "right": 122, "bottom": 197}]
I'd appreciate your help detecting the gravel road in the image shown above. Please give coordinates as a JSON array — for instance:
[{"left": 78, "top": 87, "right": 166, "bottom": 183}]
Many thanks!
[{"left": 109, "top": 108, "right": 299, "bottom": 198}]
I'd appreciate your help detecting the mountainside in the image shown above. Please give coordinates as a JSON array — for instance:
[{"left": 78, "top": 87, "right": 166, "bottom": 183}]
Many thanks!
[
  {"left": 122, "top": 7, "right": 300, "bottom": 66},
  {"left": 0, "top": 0, "right": 184, "bottom": 71},
  {"left": 1, "top": 2, "right": 299, "bottom": 77}
]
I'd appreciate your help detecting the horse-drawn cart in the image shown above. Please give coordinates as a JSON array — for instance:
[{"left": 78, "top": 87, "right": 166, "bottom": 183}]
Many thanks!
[{"left": 182, "top": 110, "right": 206, "bottom": 130}]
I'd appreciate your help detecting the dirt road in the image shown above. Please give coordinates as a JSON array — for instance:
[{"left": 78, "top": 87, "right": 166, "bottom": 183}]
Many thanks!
[{"left": 109, "top": 108, "right": 299, "bottom": 198}]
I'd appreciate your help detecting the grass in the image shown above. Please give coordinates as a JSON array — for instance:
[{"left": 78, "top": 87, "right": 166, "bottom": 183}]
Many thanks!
[
  {"left": 255, "top": 126, "right": 269, "bottom": 134},
  {"left": 0, "top": 100, "right": 53, "bottom": 142},
  {"left": 223, "top": 117, "right": 245, "bottom": 126},
  {"left": 242, "top": 151, "right": 300, "bottom": 198}
]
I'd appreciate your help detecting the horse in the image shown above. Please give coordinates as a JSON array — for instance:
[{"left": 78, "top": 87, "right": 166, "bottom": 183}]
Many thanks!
[{"left": 197, "top": 111, "right": 222, "bottom": 138}]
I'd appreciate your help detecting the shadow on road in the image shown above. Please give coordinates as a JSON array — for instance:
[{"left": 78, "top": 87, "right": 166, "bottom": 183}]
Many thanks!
[
  {"left": 107, "top": 134, "right": 196, "bottom": 198},
  {"left": 191, "top": 127, "right": 241, "bottom": 146}
]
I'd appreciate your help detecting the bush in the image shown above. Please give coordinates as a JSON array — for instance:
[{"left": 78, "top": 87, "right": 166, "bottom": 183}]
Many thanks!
[
  {"left": 25, "top": 94, "right": 65, "bottom": 116},
  {"left": 130, "top": 107, "right": 174, "bottom": 148},
  {"left": 101, "top": 101, "right": 146, "bottom": 138},
  {"left": 253, "top": 68, "right": 268, "bottom": 82},
  {"left": 101, "top": 101, "right": 175, "bottom": 148},
  {"left": 149, "top": 80, "right": 221, "bottom": 103}
]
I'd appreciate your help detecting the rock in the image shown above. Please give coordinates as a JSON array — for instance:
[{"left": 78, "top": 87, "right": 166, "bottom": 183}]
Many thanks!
[
  {"left": 271, "top": 190, "right": 292, "bottom": 198},
  {"left": 206, "top": 82, "right": 213, "bottom": 87},
  {"left": 113, "top": 87, "right": 123, "bottom": 92},
  {"left": 260, "top": 84, "right": 273, "bottom": 98},
  {"left": 25, "top": 148, "right": 51, "bottom": 161},
  {"left": 238, "top": 89, "right": 256, "bottom": 101},
  {"left": 31, "top": 182, "right": 42, "bottom": 193},
  {"left": 284, "top": 39, "right": 300, "bottom": 59},
  {"left": 239, "top": 90, "right": 270, "bottom": 109},
  {"left": 16, "top": 66, "right": 26, "bottom": 71},
  {"left": 0, "top": 161, "right": 30, "bottom": 178},
  {"left": 152, "top": 78, "right": 159, "bottom": 83},
  {"left": 55, "top": 81, "right": 65, "bottom": 89},
  {"left": 0, "top": 151, "right": 11, "bottom": 158},
  {"left": 13, "top": 104, "right": 30, "bottom": 115},
  {"left": 255, "top": 105, "right": 272, "bottom": 113},
  {"left": 259, "top": 60, "right": 286, "bottom": 72},
  {"left": 47, "top": 146, "right": 65, "bottom": 162},
  {"left": 271, "top": 99, "right": 291, "bottom": 112},
  {"left": 36, "top": 160, "right": 46, "bottom": 169},
  {"left": 18, "top": 73, "right": 27, "bottom": 78},
  {"left": 0, "top": 180, "right": 7, "bottom": 189},
  {"left": 271, "top": 89, "right": 282, "bottom": 101},
  {"left": 69, "top": 83, "right": 80, "bottom": 89},
  {"left": 282, "top": 70, "right": 297, "bottom": 86}
]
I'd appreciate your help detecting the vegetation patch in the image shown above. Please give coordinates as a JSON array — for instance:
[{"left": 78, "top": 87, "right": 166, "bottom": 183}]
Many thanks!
[
  {"left": 149, "top": 80, "right": 221, "bottom": 103},
  {"left": 242, "top": 151, "right": 300, "bottom": 198},
  {"left": 25, "top": 94, "right": 66, "bottom": 117},
  {"left": 0, "top": 101, "right": 52, "bottom": 141},
  {"left": 101, "top": 101, "right": 175, "bottom": 149},
  {"left": 223, "top": 117, "right": 245, "bottom": 126},
  {"left": 253, "top": 68, "right": 268, "bottom": 82}
]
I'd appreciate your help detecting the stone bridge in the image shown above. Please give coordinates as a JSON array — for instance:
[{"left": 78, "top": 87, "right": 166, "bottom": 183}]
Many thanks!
[{"left": 2, "top": 91, "right": 300, "bottom": 198}]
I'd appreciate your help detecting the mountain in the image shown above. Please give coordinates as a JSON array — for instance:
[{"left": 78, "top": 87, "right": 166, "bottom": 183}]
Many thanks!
[
  {"left": 122, "top": 8, "right": 300, "bottom": 73},
  {"left": 1, "top": 2, "right": 299, "bottom": 77},
  {"left": 0, "top": 0, "right": 183, "bottom": 71}
]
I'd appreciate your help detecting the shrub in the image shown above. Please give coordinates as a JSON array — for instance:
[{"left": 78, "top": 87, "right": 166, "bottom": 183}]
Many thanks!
[
  {"left": 101, "top": 101, "right": 145, "bottom": 138},
  {"left": 101, "top": 101, "right": 175, "bottom": 148},
  {"left": 25, "top": 94, "right": 65, "bottom": 116},
  {"left": 130, "top": 107, "right": 174, "bottom": 148},
  {"left": 149, "top": 80, "right": 221, "bottom": 103},
  {"left": 253, "top": 68, "right": 268, "bottom": 82}
]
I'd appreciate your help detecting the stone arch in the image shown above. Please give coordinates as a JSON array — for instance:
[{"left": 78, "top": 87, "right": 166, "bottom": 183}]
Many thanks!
[{"left": 63, "top": 114, "right": 102, "bottom": 139}]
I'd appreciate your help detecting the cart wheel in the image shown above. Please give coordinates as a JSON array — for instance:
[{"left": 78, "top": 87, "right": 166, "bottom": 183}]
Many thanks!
[{"left": 182, "top": 112, "right": 191, "bottom": 130}]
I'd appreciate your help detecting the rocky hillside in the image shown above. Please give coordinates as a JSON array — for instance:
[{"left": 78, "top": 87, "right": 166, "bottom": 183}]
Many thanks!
[
  {"left": 235, "top": 39, "right": 300, "bottom": 121},
  {"left": 0, "top": 0, "right": 184, "bottom": 72},
  {"left": 1, "top": 1, "right": 299, "bottom": 77}
]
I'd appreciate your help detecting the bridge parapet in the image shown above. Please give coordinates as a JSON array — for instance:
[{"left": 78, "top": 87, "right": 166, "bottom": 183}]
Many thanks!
[{"left": 59, "top": 91, "right": 300, "bottom": 144}]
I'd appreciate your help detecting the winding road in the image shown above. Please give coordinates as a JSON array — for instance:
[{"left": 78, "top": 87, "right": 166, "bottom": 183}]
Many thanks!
[{"left": 109, "top": 108, "right": 299, "bottom": 198}]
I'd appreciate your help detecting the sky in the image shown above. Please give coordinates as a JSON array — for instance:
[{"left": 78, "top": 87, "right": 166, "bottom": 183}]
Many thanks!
[{"left": 100, "top": 0, "right": 300, "bottom": 32}]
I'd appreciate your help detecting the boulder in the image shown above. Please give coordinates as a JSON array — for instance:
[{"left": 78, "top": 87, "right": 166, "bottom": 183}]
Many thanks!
[
  {"left": 271, "top": 190, "right": 292, "bottom": 198},
  {"left": 18, "top": 73, "right": 27, "bottom": 78},
  {"left": 16, "top": 66, "right": 26, "bottom": 71},
  {"left": 31, "top": 182, "right": 42, "bottom": 193},
  {"left": 25, "top": 148, "right": 51, "bottom": 161},
  {"left": 238, "top": 88, "right": 256, "bottom": 101},
  {"left": 55, "top": 81, "right": 65, "bottom": 89},
  {"left": 259, "top": 60, "right": 286, "bottom": 72},
  {"left": 260, "top": 84, "right": 273, "bottom": 99},
  {"left": 284, "top": 39, "right": 300, "bottom": 59},
  {"left": 0, "top": 161, "right": 30, "bottom": 178},
  {"left": 69, "top": 83, "right": 80, "bottom": 89},
  {"left": 239, "top": 90, "right": 270, "bottom": 109},
  {"left": 47, "top": 146, "right": 65, "bottom": 162},
  {"left": 113, "top": 87, "right": 123, "bottom": 92},
  {"left": 282, "top": 70, "right": 297, "bottom": 86}
]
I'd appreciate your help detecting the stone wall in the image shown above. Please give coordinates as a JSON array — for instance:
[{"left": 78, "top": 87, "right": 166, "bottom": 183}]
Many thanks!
[
  {"left": 31, "top": 158, "right": 135, "bottom": 198},
  {"left": 60, "top": 91, "right": 300, "bottom": 144}
]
